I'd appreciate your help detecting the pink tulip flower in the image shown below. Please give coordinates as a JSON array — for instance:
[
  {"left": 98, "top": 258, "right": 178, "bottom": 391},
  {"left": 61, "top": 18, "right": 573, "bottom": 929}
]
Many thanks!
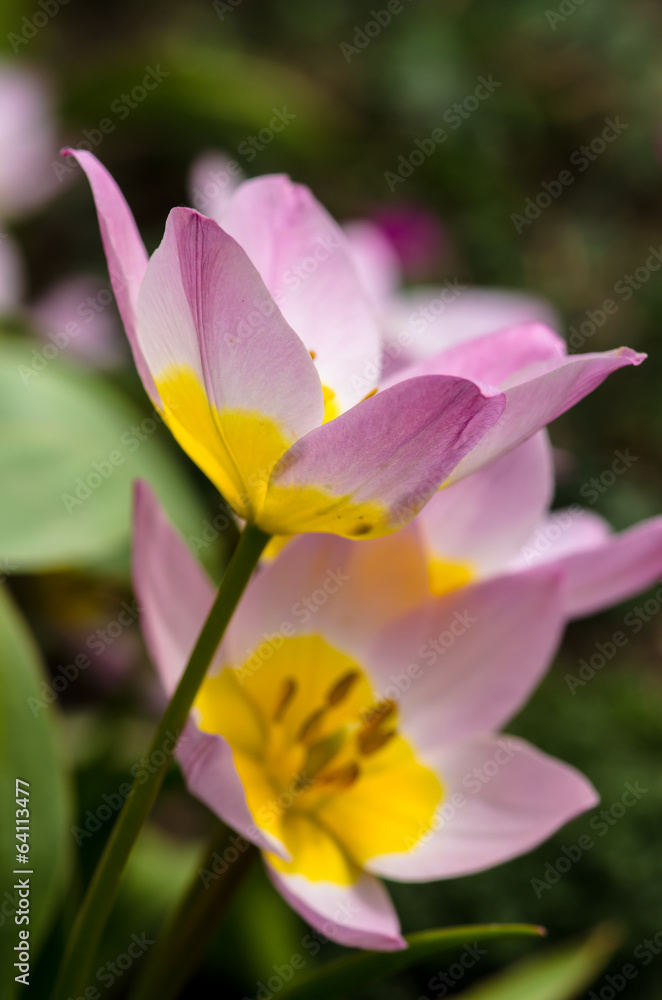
[
  {"left": 133, "top": 482, "right": 597, "bottom": 950},
  {"left": 65, "top": 150, "right": 642, "bottom": 537}
]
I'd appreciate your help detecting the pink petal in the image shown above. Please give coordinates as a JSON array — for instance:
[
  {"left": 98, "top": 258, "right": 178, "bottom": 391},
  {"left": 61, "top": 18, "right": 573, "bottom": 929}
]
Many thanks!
[
  {"left": 224, "top": 528, "right": 429, "bottom": 667},
  {"left": 62, "top": 150, "right": 157, "bottom": 402},
  {"left": 137, "top": 206, "right": 323, "bottom": 436},
  {"left": 188, "top": 150, "right": 244, "bottom": 221},
  {"left": 343, "top": 219, "right": 401, "bottom": 305},
  {"left": 365, "top": 570, "right": 564, "bottom": 752},
  {"left": 417, "top": 431, "right": 554, "bottom": 577},
  {"left": 367, "top": 735, "right": 598, "bottom": 881},
  {"left": 262, "top": 376, "right": 505, "bottom": 536},
  {"left": 220, "top": 175, "right": 382, "bottom": 409},
  {"left": 531, "top": 513, "right": 662, "bottom": 619},
  {"left": 131, "top": 481, "right": 283, "bottom": 856},
  {"left": 264, "top": 862, "right": 406, "bottom": 951},
  {"left": 448, "top": 348, "right": 645, "bottom": 483},
  {"left": 383, "top": 288, "right": 560, "bottom": 367},
  {"left": 0, "top": 64, "right": 60, "bottom": 216}
]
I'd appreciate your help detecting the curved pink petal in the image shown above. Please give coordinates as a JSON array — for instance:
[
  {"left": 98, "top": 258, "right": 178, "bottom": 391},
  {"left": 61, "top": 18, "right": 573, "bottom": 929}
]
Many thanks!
[
  {"left": 343, "top": 219, "right": 401, "bottom": 305},
  {"left": 262, "top": 376, "right": 505, "bottom": 536},
  {"left": 365, "top": 570, "right": 564, "bottom": 752},
  {"left": 138, "top": 206, "right": 323, "bottom": 433},
  {"left": 548, "top": 514, "right": 662, "bottom": 619},
  {"left": 512, "top": 508, "right": 611, "bottom": 572},
  {"left": 220, "top": 175, "right": 382, "bottom": 409},
  {"left": 62, "top": 150, "right": 157, "bottom": 402},
  {"left": 131, "top": 481, "right": 283, "bottom": 856},
  {"left": 383, "top": 288, "right": 560, "bottom": 367},
  {"left": 265, "top": 862, "right": 406, "bottom": 951},
  {"left": 397, "top": 322, "right": 566, "bottom": 387},
  {"left": 366, "top": 735, "right": 598, "bottom": 881},
  {"left": 417, "top": 431, "right": 554, "bottom": 577},
  {"left": 447, "top": 348, "right": 645, "bottom": 483},
  {"left": 188, "top": 150, "right": 244, "bottom": 221}
]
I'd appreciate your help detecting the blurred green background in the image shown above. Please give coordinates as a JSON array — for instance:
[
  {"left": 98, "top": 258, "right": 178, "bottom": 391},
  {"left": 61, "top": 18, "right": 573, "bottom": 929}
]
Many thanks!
[{"left": 1, "top": 0, "right": 661, "bottom": 997}]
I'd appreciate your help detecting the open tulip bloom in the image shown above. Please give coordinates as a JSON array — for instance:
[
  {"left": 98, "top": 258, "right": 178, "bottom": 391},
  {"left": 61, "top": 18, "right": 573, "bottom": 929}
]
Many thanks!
[
  {"left": 66, "top": 149, "right": 643, "bottom": 540},
  {"left": 134, "top": 482, "right": 598, "bottom": 950},
  {"left": 406, "top": 430, "right": 662, "bottom": 618}
]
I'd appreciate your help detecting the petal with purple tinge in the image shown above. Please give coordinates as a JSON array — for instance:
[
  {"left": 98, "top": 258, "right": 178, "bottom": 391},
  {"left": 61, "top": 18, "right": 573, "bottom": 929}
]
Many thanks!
[
  {"left": 62, "top": 150, "right": 157, "bottom": 401},
  {"left": 258, "top": 376, "right": 505, "bottom": 538},
  {"left": 365, "top": 570, "right": 564, "bottom": 751},
  {"left": 447, "top": 348, "right": 645, "bottom": 483},
  {"left": 137, "top": 207, "right": 323, "bottom": 521},
  {"left": 265, "top": 861, "right": 406, "bottom": 951},
  {"left": 221, "top": 175, "right": 382, "bottom": 409},
  {"left": 366, "top": 736, "right": 598, "bottom": 881},
  {"left": 516, "top": 512, "right": 662, "bottom": 619},
  {"left": 417, "top": 432, "right": 554, "bottom": 578}
]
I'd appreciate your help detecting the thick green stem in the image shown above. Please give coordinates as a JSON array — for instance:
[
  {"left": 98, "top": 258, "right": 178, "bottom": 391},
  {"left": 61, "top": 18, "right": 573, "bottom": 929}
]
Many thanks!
[
  {"left": 128, "top": 823, "right": 258, "bottom": 1000},
  {"left": 52, "top": 524, "right": 270, "bottom": 1000}
]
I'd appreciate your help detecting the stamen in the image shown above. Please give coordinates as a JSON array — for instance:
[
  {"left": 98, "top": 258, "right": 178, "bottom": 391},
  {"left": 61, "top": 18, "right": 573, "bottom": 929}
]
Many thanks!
[
  {"left": 358, "top": 729, "right": 395, "bottom": 755},
  {"left": 317, "top": 761, "right": 361, "bottom": 789},
  {"left": 361, "top": 388, "right": 378, "bottom": 401},
  {"left": 273, "top": 677, "right": 298, "bottom": 722},
  {"left": 326, "top": 670, "right": 360, "bottom": 706},
  {"left": 360, "top": 700, "right": 396, "bottom": 732},
  {"left": 296, "top": 707, "right": 326, "bottom": 743},
  {"left": 309, "top": 350, "right": 317, "bottom": 359},
  {"left": 303, "top": 731, "right": 345, "bottom": 780}
]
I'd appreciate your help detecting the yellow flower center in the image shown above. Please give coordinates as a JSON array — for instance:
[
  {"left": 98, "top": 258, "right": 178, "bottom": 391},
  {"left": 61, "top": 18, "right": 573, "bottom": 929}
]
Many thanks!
[
  {"left": 194, "top": 635, "right": 442, "bottom": 884},
  {"left": 427, "top": 557, "right": 475, "bottom": 597}
]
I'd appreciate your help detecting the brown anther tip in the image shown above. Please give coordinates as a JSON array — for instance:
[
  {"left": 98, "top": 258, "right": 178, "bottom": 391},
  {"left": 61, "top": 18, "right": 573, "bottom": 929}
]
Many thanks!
[
  {"left": 309, "top": 350, "right": 317, "bottom": 359},
  {"left": 361, "top": 388, "right": 378, "bottom": 400},
  {"left": 296, "top": 706, "right": 326, "bottom": 743},
  {"left": 351, "top": 522, "right": 373, "bottom": 536},
  {"left": 358, "top": 729, "right": 396, "bottom": 756},
  {"left": 361, "top": 700, "right": 396, "bottom": 731},
  {"left": 318, "top": 761, "right": 361, "bottom": 789},
  {"left": 327, "top": 670, "right": 360, "bottom": 706},
  {"left": 273, "top": 677, "right": 298, "bottom": 722}
]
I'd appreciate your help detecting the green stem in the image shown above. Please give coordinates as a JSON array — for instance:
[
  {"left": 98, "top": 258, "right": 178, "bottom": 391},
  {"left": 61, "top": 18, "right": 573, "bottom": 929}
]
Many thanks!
[
  {"left": 52, "top": 523, "right": 270, "bottom": 1000},
  {"left": 128, "top": 823, "right": 258, "bottom": 1000}
]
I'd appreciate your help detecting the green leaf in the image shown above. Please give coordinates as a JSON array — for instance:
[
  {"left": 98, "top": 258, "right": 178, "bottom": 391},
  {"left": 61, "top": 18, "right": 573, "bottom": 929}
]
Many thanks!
[
  {"left": 459, "top": 923, "right": 621, "bottom": 1000},
  {"left": 278, "top": 924, "right": 545, "bottom": 1000},
  {"left": 0, "top": 338, "right": 206, "bottom": 573},
  {"left": 0, "top": 584, "right": 72, "bottom": 1000}
]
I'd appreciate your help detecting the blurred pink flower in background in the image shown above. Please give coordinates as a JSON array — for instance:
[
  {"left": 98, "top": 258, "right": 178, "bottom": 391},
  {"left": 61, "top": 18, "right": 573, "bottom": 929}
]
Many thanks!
[
  {"left": 28, "top": 275, "right": 124, "bottom": 369},
  {"left": 0, "top": 61, "right": 60, "bottom": 219}
]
